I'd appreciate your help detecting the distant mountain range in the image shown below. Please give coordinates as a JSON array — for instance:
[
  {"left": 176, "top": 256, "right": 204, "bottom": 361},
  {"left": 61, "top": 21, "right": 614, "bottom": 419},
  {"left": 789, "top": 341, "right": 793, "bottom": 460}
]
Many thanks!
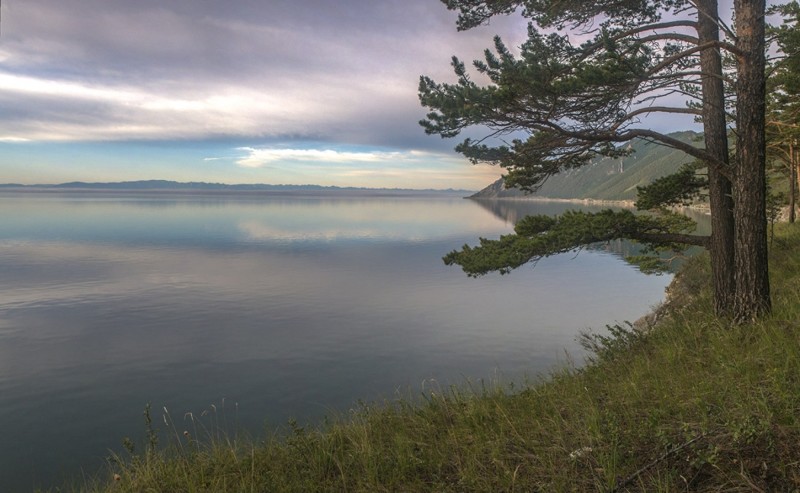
[
  {"left": 0, "top": 180, "right": 472, "bottom": 194},
  {"left": 0, "top": 133, "right": 701, "bottom": 200},
  {"left": 471, "top": 131, "right": 702, "bottom": 201}
]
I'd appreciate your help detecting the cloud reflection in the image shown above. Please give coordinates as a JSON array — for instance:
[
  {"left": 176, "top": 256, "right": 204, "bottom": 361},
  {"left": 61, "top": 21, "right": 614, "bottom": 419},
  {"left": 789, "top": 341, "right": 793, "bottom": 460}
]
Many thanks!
[{"left": 0, "top": 194, "right": 677, "bottom": 490}]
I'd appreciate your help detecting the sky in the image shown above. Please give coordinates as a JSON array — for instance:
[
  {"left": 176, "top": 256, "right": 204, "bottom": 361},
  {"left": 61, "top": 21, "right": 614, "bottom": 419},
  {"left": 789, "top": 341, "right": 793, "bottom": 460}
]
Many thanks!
[{"left": 0, "top": 0, "right": 699, "bottom": 190}]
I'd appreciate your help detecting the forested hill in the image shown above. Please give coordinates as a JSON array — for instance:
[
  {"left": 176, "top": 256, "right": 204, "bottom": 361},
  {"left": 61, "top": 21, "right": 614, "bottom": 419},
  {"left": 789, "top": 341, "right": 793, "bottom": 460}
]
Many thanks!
[{"left": 471, "top": 131, "right": 701, "bottom": 201}]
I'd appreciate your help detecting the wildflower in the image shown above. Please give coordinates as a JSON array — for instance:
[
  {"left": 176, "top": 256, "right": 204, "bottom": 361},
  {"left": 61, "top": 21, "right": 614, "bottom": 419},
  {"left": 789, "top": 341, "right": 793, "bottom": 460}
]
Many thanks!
[{"left": 569, "top": 446, "right": 593, "bottom": 460}]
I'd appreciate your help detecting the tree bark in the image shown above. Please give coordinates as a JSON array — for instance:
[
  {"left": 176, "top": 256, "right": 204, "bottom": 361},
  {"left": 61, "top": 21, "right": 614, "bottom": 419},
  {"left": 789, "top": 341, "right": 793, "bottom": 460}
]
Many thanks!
[
  {"left": 791, "top": 143, "right": 797, "bottom": 223},
  {"left": 795, "top": 144, "right": 800, "bottom": 222},
  {"left": 697, "top": 0, "right": 736, "bottom": 316},
  {"left": 733, "top": 0, "right": 771, "bottom": 321}
]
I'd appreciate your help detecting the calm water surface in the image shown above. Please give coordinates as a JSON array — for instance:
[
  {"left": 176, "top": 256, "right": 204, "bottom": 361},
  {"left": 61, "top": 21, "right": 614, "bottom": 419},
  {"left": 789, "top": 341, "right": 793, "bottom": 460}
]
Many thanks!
[{"left": 0, "top": 192, "right": 681, "bottom": 490}]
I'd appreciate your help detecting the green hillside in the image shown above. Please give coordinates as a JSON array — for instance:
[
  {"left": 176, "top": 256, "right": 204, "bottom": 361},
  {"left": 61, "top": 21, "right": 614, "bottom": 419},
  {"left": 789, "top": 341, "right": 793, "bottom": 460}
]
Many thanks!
[{"left": 472, "top": 131, "right": 701, "bottom": 201}]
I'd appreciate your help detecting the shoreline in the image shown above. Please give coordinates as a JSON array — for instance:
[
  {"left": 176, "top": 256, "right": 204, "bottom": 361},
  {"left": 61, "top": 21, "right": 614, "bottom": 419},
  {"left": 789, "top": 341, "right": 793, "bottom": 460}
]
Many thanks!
[
  {"left": 469, "top": 195, "right": 636, "bottom": 207},
  {"left": 469, "top": 195, "right": 717, "bottom": 216},
  {"left": 80, "top": 223, "right": 800, "bottom": 492}
]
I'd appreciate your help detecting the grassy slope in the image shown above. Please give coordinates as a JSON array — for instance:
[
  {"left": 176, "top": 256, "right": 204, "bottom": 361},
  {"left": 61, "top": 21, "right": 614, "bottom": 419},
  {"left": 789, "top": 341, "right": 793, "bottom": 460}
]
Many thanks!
[
  {"left": 472, "top": 132, "right": 700, "bottom": 201},
  {"left": 540, "top": 134, "right": 696, "bottom": 201},
  {"left": 74, "top": 223, "right": 800, "bottom": 492}
]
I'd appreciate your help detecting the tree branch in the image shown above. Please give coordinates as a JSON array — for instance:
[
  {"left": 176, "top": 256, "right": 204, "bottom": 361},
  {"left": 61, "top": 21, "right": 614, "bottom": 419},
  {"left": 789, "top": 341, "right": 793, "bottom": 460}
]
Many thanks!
[
  {"left": 633, "top": 231, "right": 710, "bottom": 247},
  {"left": 646, "top": 41, "right": 743, "bottom": 77},
  {"left": 618, "top": 106, "right": 702, "bottom": 123}
]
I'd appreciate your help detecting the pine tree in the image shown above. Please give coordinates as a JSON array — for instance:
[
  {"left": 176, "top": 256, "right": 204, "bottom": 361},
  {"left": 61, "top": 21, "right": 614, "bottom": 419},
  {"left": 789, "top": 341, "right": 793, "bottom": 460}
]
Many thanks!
[
  {"left": 420, "top": 0, "right": 771, "bottom": 320},
  {"left": 767, "top": 1, "right": 800, "bottom": 224}
]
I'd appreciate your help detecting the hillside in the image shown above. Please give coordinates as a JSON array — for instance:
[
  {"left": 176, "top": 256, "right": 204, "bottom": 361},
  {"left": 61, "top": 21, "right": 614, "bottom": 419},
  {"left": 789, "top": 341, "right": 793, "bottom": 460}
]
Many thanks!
[{"left": 471, "top": 131, "right": 701, "bottom": 201}]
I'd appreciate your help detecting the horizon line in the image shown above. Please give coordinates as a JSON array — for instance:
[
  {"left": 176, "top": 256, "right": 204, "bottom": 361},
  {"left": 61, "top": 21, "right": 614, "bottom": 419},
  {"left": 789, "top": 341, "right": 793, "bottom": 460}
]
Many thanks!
[{"left": 0, "top": 179, "right": 477, "bottom": 194}]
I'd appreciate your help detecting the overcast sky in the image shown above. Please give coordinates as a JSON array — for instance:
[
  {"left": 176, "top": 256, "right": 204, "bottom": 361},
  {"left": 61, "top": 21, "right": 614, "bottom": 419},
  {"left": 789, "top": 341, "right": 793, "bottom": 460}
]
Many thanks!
[{"left": 0, "top": 0, "right": 698, "bottom": 189}]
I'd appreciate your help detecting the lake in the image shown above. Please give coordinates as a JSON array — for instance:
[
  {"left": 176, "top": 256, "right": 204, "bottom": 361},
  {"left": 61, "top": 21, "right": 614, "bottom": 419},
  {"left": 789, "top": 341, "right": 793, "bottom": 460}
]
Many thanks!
[{"left": 0, "top": 191, "right": 684, "bottom": 490}]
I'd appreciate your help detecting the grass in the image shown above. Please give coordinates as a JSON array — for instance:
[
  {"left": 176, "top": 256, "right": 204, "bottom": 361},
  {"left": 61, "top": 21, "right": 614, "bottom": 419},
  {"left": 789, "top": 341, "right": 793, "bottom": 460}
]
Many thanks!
[{"left": 61, "top": 222, "right": 800, "bottom": 492}]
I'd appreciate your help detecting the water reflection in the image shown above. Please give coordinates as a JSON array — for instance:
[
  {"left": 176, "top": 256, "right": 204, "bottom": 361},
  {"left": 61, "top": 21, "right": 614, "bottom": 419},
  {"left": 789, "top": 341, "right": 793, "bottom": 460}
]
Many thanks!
[
  {"left": 471, "top": 198, "right": 616, "bottom": 225},
  {"left": 0, "top": 192, "right": 674, "bottom": 490},
  {"left": 471, "top": 198, "right": 713, "bottom": 266},
  {"left": 0, "top": 193, "right": 504, "bottom": 247}
]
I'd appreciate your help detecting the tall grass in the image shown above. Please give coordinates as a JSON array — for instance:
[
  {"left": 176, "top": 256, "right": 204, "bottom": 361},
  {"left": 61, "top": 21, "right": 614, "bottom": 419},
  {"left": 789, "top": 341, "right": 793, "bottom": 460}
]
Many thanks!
[{"left": 64, "top": 223, "right": 800, "bottom": 492}]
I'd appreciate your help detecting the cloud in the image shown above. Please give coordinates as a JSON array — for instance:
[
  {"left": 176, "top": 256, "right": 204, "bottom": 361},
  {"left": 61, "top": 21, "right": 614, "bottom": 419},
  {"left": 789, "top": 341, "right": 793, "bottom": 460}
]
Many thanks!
[
  {"left": 0, "top": 72, "right": 324, "bottom": 141},
  {"left": 0, "top": 1, "right": 541, "bottom": 187},
  {"left": 234, "top": 147, "right": 417, "bottom": 168},
  {"left": 225, "top": 145, "right": 501, "bottom": 189},
  {"left": 0, "top": 0, "right": 527, "bottom": 149}
]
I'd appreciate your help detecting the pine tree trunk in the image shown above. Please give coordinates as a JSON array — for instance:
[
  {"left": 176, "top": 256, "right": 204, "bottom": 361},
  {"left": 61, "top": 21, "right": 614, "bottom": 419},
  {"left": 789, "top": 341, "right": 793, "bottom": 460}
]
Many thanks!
[
  {"left": 733, "top": 0, "right": 771, "bottom": 321},
  {"left": 697, "top": 0, "right": 736, "bottom": 315},
  {"left": 795, "top": 145, "right": 800, "bottom": 222},
  {"left": 791, "top": 145, "right": 797, "bottom": 223}
]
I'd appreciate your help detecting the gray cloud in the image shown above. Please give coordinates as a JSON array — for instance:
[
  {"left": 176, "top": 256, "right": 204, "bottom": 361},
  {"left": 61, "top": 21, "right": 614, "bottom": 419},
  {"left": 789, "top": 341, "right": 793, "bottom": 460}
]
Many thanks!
[{"left": 0, "top": 0, "right": 528, "bottom": 150}]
